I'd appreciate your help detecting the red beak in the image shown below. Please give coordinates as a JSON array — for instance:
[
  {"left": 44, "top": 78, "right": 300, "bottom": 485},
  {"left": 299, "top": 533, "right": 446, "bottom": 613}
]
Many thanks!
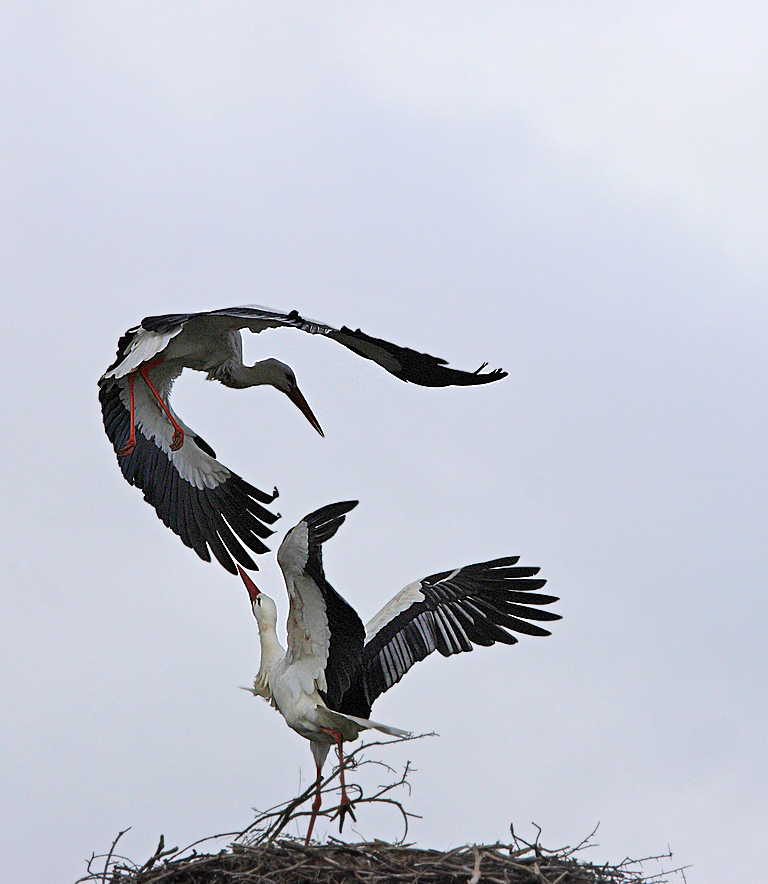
[
  {"left": 286, "top": 383, "right": 324, "bottom": 437},
  {"left": 237, "top": 565, "right": 261, "bottom": 602}
]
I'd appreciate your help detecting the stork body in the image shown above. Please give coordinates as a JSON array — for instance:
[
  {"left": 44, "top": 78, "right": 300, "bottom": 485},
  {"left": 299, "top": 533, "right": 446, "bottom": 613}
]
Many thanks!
[
  {"left": 99, "top": 306, "right": 507, "bottom": 574},
  {"left": 245, "top": 582, "right": 405, "bottom": 840},
  {"left": 239, "top": 501, "right": 561, "bottom": 842}
]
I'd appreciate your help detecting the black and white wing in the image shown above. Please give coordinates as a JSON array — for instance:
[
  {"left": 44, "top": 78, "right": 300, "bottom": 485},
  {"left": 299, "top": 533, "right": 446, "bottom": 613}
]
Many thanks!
[
  {"left": 326, "top": 326, "right": 507, "bottom": 387},
  {"left": 101, "top": 307, "right": 329, "bottom": 380},
  {"left": 135, "top": 305, "right": 508, "bottom": 387},
  {"left": 276, "top": 501, "right": 365, "bottom": 710},
  {"left": 339, "top": 557, "right": 561, "bottom": 719},
  {"left": 99, "top": 303, "right": 505, "bottom": 576},
  {"left": 99, "top": 361, "right": 279, "bottom": 575}
]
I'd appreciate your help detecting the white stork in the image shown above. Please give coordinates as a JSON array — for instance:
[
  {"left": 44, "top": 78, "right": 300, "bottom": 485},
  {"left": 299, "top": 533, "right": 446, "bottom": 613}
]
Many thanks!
[
  {"left": 99, "top": 306, "right": 507, "bottom": 574},
  {"left": 239, "top": 500, "right": 560, "bottom": 842}
]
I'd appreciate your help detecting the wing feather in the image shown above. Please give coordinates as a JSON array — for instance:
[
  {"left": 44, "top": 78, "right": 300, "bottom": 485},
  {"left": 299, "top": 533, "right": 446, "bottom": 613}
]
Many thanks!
[
  {"left": 277, "top": 502, "right": 365, "bottom": 710},
  {"left": 122, "top": 305, "right": 507, "bottom": 388},
  {"left": 99, "top": 374, "right": 278, "bottom": 574},
  {"left": 329, "top": 326, "right": 508, "bottom": 386},
  {"left": 339, "top": 556, "right": 560, "bottom": 718},
  {"left": 101, "top": 304, "right": 506, "bottom": 577}
]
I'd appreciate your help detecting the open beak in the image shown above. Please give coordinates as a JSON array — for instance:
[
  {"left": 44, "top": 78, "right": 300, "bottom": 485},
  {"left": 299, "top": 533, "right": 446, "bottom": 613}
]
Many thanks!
[
  {"left": 286, "top": 383, "right": 324, "bottom": 437},
  {"left": 237, "top": 565, "right": 261, "bottom": 602}
]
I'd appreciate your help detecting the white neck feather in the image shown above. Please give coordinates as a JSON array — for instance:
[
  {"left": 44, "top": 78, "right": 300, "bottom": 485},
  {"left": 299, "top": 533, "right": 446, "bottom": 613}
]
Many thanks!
[
  {"left": 252, "top": 621, "right": 285, "bottom": 699},
  {"left": 225, "top": 358, "right": 290, "bottom": 391}
]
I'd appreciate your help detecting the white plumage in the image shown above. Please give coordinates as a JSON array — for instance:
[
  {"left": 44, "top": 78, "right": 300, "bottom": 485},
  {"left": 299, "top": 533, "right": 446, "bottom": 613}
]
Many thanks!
[
  {"left": 99, "top": 305, "right": 507, "bottom": 574},
  {"left": 239, "top": 501, "right": 561, "bottom": 842}
]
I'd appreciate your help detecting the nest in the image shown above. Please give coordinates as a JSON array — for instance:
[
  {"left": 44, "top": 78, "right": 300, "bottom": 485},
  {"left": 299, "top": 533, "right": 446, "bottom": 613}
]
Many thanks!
[
  {"left": 76, "top": 737, "right": 686, "bottom": 884},
  {"left": 78, "top": 835, "right": 684, "bottom": 884}
]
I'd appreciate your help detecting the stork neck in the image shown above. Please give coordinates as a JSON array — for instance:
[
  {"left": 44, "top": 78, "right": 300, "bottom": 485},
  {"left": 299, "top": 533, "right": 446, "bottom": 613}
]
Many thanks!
[
  {"left": 225, "top": 359, "right": 285, "bottom": 390},
  {"left": 259, "top": 623, "right": 284, "bottom": 664},
  {"left": 253, "top": 624, "right": 284, "bottom": 696}
]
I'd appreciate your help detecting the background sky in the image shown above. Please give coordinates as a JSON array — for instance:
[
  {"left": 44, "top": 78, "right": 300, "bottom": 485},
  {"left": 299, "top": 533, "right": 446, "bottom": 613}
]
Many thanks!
[{"left": 2, "top": 4, "right": 767, "bottom": 882}]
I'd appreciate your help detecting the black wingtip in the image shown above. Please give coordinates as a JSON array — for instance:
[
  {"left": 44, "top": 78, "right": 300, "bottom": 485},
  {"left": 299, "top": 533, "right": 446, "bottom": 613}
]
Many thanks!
[
  {"left": 303, "top": 500, "right": 359, "bottom": 520},
  {"left": 471, "top": 366, "right": 508, "bottom": 383},
  {"left": 331, "top": 326, "right": 509, "bottom": 387},
  {"left": 99, "top": 380, "right": 280, "bottom": 576},
  {"left": 301, "top": 500, "right": 359, "bottom": 546}
]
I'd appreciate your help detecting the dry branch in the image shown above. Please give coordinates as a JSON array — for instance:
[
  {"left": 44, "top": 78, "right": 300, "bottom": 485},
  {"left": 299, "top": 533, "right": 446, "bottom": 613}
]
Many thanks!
[
  {"left": 76, "top": 735, "right": 688, "bottom": 884},
  {"left": 78, "top": 837, "right": 688, "bottom": 884}
]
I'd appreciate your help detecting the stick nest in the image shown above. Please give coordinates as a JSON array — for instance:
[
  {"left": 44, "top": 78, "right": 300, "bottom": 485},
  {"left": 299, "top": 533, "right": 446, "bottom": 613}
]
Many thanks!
[
  {"left": 77, "top": 737, "right": 686, "bottom": 884},
  {"left": 80, "top": 836, "right": 685, "bottom": 884}
]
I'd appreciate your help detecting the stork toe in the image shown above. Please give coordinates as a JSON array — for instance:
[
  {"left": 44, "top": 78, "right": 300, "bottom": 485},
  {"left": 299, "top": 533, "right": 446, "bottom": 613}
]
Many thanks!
[
  {"left": 333, "top": 796, "right": 357, "bottom": 832},
  {"left": 117, "top": 440, "right": 136, "bottom": 457}
]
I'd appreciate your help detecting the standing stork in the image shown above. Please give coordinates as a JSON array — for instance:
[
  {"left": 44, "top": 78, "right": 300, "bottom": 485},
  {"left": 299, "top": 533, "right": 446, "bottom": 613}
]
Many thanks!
[
  {"left": 99, "top": 306, "right": 507, "bottom": 574},
  {"left": 239, "top": 500, "right": 560, "bottom": 842}
]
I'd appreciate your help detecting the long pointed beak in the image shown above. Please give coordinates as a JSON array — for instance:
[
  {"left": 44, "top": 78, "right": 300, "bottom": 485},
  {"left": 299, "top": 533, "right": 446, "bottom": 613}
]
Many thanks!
[
  {"left": 237, "top": 565, "right": 261, "bottom": 602},
  {"left": 286, "top": 383, "right": 324, "bottom": 437}
]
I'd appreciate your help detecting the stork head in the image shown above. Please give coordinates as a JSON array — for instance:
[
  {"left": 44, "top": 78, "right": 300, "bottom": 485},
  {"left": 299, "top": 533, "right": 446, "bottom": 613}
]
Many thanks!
[
  {"left": 260, "top": 359, "right": 324, "bottom": 437},
  {"left": 237, "top": 565, "right": 278, "bottom": 629}
]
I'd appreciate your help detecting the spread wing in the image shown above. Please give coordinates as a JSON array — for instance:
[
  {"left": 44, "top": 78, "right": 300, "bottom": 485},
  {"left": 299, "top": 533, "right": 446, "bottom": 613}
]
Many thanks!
[
  {"left": 328, "top": 325, "right": 507, "bottom": 386},
  {"left": 276, "top": 501, "right": 365, "bottom": 708},
  {"left": 99, "top": 362, "right": 279, "bottom": 574},
  {"left": 127, "top": 305, "right": 507, "bottom": 387},
  {"left": 339, "top": 556, "right": 561, "bottom": 718},
  {"left": 101, "top": 324, "right": 185, "bottom": 380},
  {"left": 99, "top": 303, "right": 505, "bottom": 576}
]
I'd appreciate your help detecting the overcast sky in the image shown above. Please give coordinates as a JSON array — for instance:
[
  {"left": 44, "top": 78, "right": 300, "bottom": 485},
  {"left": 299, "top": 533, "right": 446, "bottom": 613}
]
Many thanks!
[{"left": 2, "top": 4, "right": 767, "bottom": 883}]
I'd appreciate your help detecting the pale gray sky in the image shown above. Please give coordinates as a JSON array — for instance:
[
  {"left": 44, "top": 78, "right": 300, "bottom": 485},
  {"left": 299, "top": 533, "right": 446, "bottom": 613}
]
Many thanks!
[{"left": 2, "top": 4, "right": 766, "bottom": 883}]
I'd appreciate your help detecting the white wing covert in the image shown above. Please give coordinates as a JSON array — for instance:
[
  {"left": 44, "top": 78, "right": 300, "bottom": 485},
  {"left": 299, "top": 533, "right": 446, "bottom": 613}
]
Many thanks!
[
  {"left": 99, "top": 362, "right": 278, "bottom": 574},
  {"left": 138, "top": 305, "right": 508, "bottom": 386},
  {"left": 100, "top": 304, "right": 507, "bottom": 577},
  {"left": 277, "top": 502, "right": 366, "bottom": 710},
  {"left": 338, "top": 557, "right": 561, "bottom": 719}
]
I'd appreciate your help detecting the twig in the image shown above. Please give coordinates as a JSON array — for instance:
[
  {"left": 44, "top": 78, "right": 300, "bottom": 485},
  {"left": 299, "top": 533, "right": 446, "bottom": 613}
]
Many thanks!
[
  {"left": 94, "top": 827, "right": 131, "bottom": 884},
  {"left": 78, "top": 737, "right": 686, "bottom": 884},
  {"left": 468, "top": 844, "right": 484, "bottom": 884},
  {"left": 235, "top": 733, "right": 429, "bottom": 846}
]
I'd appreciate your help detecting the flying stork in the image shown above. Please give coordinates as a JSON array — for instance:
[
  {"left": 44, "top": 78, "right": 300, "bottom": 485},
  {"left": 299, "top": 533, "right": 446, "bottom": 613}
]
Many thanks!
[
  {"left": 239, "top": 500, "right": 560, "bottom": 842},
  {"left": 99, "top": 306, "right": 507, "bottom": 575}
]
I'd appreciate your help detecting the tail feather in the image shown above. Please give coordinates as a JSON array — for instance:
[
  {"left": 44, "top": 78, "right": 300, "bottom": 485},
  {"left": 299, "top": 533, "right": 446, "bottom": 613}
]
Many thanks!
[
  {"left": 316, "top": 706, "right": 410, "bottom": 741},
  {"left": 342, "top": 712, "right": 410, "bottom": 738}
]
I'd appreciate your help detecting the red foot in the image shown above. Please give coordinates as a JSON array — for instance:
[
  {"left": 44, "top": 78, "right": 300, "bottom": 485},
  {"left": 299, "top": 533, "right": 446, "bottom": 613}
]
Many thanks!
[
  {"left": 118, "top": 439, "right": 136, "bottom": 457},
  {"left": 334, "top": 795, "right": 357, "bottom": 832},
  {"left": 119, "top": 371, "right": 137, "bottom": 457},
  {"left": 138, "top": 357, "right": 185, "bottom": 450},
  {"left": 320, "top": 727, "right": 356, "bottom": 833},
  {"left": 305, "top": 761, "right": 324, "bottom": 845}
]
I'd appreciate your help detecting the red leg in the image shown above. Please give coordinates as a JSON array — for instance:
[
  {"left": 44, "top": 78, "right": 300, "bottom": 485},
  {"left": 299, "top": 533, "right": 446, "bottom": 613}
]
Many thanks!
[
  {"left": 138, "top": 357, "right": 185, "bottom": 451},
  {"left": 320, "top": 728, "right": 357, "bottom": 832},
  {"left": 304, "top": 758, "right": 324, "bottom": 845},
  {"left": 117, "top": 371, "right": 137, "bottom": 457}
]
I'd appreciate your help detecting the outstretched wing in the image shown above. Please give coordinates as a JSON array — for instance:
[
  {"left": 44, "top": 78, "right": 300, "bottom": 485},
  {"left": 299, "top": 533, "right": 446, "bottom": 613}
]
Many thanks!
[
  {"left": 277, "top": 501, "right": 365, "bottom": 708},
  {"left": 99, "top": 303, "right": 505, "bottom": 575},
  {"left": 99, "top": 307, "right": 325, "bottom": 382},
  {"left": 328, "top": 326, "right": 507, "bottom": 386},
  {"left": 137, "top": 305, "right": 508, "bottom": 387},
  {"left": 99, "top": 363, "right": 279, "bottom": 575},
  {"left": 339, "top": 556, "right": 560, "bottom": 718},
  {"left": 101, "top": 324, "right": 185, "bottom": 380}
]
